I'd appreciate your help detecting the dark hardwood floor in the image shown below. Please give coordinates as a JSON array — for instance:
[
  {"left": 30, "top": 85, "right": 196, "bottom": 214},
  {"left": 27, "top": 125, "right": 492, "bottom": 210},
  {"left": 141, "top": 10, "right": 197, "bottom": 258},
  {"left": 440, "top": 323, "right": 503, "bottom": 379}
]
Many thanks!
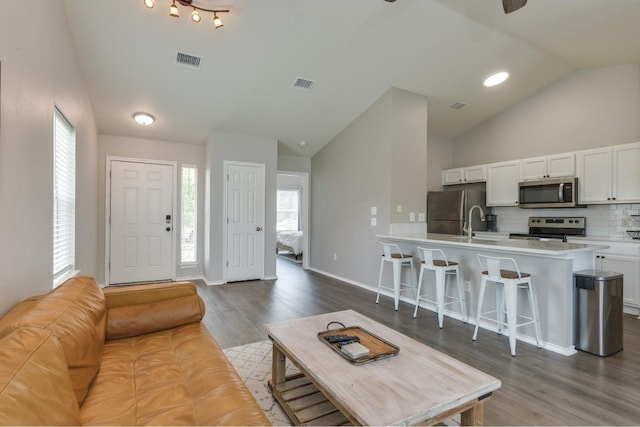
[{"left": 195, "top": 258, "right": 640, "bottom": 425}]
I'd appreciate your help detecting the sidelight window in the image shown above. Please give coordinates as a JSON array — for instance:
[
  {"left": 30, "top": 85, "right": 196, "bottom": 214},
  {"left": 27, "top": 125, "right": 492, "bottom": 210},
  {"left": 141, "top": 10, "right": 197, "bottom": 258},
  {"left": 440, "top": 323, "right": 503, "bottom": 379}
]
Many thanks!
[{"left": 180, "top": 165, "right": 197, "bottom": 264}]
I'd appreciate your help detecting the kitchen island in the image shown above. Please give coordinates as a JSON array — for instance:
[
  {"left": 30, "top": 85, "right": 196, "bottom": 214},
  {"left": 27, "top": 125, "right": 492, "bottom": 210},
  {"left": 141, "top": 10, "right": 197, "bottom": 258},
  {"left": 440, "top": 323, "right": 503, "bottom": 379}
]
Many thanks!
[{"left": 376, "top": 233, "right": 609, "bottom": 355}]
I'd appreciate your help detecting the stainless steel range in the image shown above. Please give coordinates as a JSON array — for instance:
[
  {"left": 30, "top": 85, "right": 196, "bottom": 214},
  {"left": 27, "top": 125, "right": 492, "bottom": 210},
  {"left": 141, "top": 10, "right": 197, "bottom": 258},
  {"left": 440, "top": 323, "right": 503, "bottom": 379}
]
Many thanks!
[{"left": 509, "top": 217, "right": 586, "bottom": 242}]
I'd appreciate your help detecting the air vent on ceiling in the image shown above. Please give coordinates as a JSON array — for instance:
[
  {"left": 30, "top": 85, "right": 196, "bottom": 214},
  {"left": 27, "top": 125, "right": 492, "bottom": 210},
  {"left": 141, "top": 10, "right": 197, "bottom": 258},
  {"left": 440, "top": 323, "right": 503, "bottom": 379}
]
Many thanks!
[
  {"left": 449, "top": 101, "right": 467, "bottom": 111},
  {"left": 176, "top": 52, "right": 202, "bottom": 69},
  {"left": 292, "top": 77, "right": 316, "bottom": 91}
]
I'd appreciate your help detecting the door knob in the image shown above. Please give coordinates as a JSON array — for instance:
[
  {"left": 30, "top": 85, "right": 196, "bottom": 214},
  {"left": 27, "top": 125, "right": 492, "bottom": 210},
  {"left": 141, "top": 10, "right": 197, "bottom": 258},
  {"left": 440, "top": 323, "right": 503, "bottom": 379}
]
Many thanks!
[
  {"left": 256, "top": 226, "right": 263, "bottom": 232},
  {"left": 166, "top": 227, "right": 171, "bottom": 232}
]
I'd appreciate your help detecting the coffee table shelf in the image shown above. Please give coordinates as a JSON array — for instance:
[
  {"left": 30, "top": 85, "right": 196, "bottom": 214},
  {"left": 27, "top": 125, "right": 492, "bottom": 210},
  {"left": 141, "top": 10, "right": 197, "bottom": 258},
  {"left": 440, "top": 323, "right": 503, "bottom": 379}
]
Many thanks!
[{"left": 268, "top": 373, "right": 352, "bottom": 426}]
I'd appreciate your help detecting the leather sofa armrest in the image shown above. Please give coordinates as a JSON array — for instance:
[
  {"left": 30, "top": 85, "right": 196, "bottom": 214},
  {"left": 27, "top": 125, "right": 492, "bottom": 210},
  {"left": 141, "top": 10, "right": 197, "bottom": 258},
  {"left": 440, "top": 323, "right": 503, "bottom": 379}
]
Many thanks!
[{"left": 104, "top": 282, "right": 205, "bottom": 340}]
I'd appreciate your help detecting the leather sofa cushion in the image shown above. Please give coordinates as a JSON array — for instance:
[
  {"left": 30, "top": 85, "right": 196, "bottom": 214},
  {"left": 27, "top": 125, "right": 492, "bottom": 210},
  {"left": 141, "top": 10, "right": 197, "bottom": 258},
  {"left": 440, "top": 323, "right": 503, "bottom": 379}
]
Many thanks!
[
  {"left": 106, "top": 294, "right": 205, "bottom": 340},
  {"left": 0, "top": 328, "right": 81, "bottom": 425},
  {"left": 0, "top": 276, "right": 106, "bottom": 405},
  {"left": 103, "top": 281, "right": 200, "bottom": 308},
  {"left": 80, "top": 323, "right": 270, "bottom": 426}
]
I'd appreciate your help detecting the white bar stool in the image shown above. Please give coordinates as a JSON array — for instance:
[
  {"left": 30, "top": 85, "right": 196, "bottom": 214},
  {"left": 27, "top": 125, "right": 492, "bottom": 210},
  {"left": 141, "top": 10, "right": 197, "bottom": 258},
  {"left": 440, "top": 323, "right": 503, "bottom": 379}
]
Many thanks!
[
  {"left": 472, "top": 254, "right": 542, "bottom": 356},
  {"left": 376, "top": 242, "right": 416, "bottom": 311},
  {"left": 413, "top": 247, "right": 467, "bottom": 328}
]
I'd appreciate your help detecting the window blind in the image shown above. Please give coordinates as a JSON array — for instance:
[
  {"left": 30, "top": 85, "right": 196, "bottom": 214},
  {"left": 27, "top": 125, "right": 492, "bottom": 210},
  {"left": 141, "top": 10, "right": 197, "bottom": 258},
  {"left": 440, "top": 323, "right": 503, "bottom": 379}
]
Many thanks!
[
  {"left": 53, "top": 107, "right": 76, "bottom": 284},
  {"left": 180, "top": 165, "right": 197, "bottom": 264}
]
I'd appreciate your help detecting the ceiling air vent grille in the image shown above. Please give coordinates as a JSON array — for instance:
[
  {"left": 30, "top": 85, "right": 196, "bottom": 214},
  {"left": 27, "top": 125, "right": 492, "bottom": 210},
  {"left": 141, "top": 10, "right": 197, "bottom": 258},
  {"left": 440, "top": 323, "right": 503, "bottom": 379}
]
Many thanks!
[
  {"left": 176, "top": 52, "right": 202, "bottom": 69},
  {"left": 292, "top": 77, "right": 316, "bottom": 91},
  {"left": 449, "top": 101, "right": 467, "bottom": 111}
]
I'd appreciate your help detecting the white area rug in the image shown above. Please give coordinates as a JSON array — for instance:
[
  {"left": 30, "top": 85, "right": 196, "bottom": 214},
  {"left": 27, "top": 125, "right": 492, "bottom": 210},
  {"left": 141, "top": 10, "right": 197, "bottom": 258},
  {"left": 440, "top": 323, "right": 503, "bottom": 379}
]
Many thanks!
[{"left": 223, "top": 340, "right": 296, "bottom": 426}]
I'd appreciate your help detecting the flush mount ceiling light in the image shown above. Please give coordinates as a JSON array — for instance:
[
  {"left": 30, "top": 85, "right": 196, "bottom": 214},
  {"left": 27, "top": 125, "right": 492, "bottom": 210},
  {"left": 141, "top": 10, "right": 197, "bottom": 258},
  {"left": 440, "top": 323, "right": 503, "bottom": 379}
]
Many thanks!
[
  {"left": 483, "top": 71, "right": 510, "bottom": 87},
  {"left": 133, "top": 112, "right": 155, "bottom": 126},
  {"left": 144, "top": 0, "right": 229, "bottom": 29}
]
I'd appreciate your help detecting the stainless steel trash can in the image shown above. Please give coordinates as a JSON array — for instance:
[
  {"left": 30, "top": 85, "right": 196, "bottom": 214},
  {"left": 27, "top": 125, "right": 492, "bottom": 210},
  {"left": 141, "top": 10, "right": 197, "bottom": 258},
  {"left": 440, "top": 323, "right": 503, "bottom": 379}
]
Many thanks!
[{"left": 574, "top": 270, "right": 623, "bottom": 356}]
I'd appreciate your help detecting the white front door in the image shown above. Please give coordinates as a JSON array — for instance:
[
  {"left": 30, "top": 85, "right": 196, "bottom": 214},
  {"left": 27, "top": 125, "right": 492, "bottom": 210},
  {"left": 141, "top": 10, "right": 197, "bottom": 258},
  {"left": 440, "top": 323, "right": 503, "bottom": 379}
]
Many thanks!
[
  {"left": 109, "top": 160, "right": 174, "bottom": 284},
  {"left": 226, "top": 162, "right": 265, "bottom": 282}
]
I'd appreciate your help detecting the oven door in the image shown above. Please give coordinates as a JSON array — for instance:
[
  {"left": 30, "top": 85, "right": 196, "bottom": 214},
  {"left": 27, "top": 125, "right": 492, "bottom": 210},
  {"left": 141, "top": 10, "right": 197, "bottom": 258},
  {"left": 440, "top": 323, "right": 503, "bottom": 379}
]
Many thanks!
[{"left": 518, "top": 178, "right": 579, "bottom": 208}]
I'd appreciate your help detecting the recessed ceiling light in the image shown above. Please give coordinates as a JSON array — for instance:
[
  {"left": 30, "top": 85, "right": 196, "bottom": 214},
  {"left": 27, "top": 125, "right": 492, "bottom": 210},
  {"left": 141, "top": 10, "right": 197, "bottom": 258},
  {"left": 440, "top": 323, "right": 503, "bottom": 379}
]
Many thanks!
[
  {"left": 299, "top": 141, "right": 308, "bottom": 147},
  {"left": 133, "top": 112, "right": 155, "bottom": 126},
  {"left": 483, "top": 71, "right": 509, "bottom": 87}
]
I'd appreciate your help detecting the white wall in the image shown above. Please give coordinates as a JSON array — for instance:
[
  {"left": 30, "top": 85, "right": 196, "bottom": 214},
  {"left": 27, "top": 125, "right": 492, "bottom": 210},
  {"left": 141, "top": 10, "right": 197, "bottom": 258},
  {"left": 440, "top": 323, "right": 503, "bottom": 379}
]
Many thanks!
[
  {"left": 97, "top": 135, "right": 207, "bottom": 282},
  {"left": 310, "top": 87, "right": 427, "bottom": 289},
  {"left": 452, "top": 64, "right": 640, "bottom": 166},
  {"left": 0, "top": 0, "right": 98, "bottom": 315},
  {"left": 390, "top": 89, "right": 428, "bottom": 223},
  {"left": 205, "top": 130, "right": 278, "bottom": 283},
  {"left": 427, "top": 133, "right": 454, "bottom": 191},
  {"left": 278, "top": 155, "right": 311, "bottom": 173}
]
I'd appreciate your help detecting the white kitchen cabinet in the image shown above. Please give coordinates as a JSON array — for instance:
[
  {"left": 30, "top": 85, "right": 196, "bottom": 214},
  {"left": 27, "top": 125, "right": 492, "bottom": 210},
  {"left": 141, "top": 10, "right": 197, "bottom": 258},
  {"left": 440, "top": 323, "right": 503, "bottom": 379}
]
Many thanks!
[
  {"left": 576, "top": 142, "right": 640, "bottom": 203},
  {"left": 442, "top": 165, "right": 487, "bottom": 185},
  {"left": 612, "top": 143, "right": 640, "bottom": 202},
  {"left": 486, "top": 161, "right": 520, "bottom": 206},
  {"left": 442, "top": 168, "right": 464, "bottom": 185},
  {"left": 520, "top": 153, "right": 575, "bottom": 181},
  {"left": 595, "top": 252, "right": 640, "bottom": 308}
]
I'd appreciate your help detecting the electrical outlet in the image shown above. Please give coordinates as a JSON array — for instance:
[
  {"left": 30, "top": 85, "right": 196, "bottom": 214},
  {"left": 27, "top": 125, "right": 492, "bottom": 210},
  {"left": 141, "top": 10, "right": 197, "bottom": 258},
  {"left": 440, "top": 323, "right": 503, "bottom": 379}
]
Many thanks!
[
  {"left": 396, "top": 204, "right": 402, "bottom": 213},
  {"left": 333, "top": 253, "right": 337, "bottom": 261},
  {"left": 464, "top": 281, "right": 471, "bottom": 292},
  {"left": 409, "top": 212, "right": 416, "bottom": 222},
  {"left": 371, "top": 217, "right": 377, "bottom": 226},
  {"left": 418, "top": 212, "right": 425, "bottom": 222},
  {"left": 371, "top": 206, "right": 377, "bottom": 216}
]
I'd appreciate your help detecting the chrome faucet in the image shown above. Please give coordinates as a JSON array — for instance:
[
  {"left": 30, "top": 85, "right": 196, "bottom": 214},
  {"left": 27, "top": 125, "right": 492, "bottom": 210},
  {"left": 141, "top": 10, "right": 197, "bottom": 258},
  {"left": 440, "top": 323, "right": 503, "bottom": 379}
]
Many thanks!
[{"left": 466, "top": 205, "right": 486, "bottom": 241}]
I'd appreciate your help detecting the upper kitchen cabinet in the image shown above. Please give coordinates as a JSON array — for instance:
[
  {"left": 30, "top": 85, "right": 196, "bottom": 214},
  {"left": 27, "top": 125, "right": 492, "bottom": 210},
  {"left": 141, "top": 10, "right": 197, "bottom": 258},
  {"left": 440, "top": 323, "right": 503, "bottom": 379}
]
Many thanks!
[
  {"left": 520, "top": 153, "right": 575, "bottom": 181},
  {"left": 577, "top": 142, "right": 640, "bottom": 203},
  {"left": 442, "top": 165, "right": 487, "bottom": 185},
  {"left": 486, "top": 160, "right": 520, "bottom": 206}
]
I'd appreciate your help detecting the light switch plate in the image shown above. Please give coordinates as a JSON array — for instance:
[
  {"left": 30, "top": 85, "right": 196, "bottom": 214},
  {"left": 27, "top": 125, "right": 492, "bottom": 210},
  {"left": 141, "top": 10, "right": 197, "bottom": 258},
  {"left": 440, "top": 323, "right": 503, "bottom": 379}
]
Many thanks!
[
  {"left": 418, "top": 212, "right": 426, "bottom": 222},
  {"left": 371, "top": 206, "right": 377, "bottom": 216},
  {"left": 371, "top": 218, "right": 377, "bottom": 226},
  {"left": 396, "top": 204, "right": 402, "bottom": 213},
  {"left": 409, "top": 212, "right": 415, "bottom": 222}
]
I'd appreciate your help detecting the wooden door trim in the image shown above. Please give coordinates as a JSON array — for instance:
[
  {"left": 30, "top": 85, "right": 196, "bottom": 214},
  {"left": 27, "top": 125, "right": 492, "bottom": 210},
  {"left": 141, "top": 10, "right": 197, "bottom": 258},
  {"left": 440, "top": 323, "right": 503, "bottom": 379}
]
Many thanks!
[
  {"left": 223, "top": 161, "right": 266, "bottom": 283},
  {"left": 105, "top": 156, "right": 177, "bottom": 285}
]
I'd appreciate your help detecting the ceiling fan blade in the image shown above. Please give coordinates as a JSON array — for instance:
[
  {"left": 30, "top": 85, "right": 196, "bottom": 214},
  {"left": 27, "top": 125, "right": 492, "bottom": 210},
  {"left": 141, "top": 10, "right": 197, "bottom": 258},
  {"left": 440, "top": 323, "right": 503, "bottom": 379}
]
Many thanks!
[{"left": 502, "top": 0, "right": 527, "bottom": 14}]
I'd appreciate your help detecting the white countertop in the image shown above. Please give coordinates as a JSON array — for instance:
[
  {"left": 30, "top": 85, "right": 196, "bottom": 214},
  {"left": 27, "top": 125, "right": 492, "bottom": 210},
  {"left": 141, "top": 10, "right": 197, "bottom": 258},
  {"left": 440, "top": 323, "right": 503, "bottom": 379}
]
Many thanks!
[{"left": 376, "top": 233, "right": 610, "bottom": 256}]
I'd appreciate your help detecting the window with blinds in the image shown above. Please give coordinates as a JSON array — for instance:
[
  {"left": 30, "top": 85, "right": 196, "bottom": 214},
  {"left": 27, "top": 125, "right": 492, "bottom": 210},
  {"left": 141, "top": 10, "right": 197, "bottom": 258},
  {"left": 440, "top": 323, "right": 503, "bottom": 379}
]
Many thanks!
[
  {"left": 53, "top": 107, "right": 76, "bottom": 286},
  {"left": 180, "top": 165, "right": 197, "bottom": 264}
]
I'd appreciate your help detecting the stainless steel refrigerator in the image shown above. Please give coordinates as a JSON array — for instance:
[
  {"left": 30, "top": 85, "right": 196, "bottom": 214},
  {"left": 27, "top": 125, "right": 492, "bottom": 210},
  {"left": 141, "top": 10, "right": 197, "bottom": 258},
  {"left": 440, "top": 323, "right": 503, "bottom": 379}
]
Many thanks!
[{"left": 426, "top": 190, "right": 487, "bottom": 235}]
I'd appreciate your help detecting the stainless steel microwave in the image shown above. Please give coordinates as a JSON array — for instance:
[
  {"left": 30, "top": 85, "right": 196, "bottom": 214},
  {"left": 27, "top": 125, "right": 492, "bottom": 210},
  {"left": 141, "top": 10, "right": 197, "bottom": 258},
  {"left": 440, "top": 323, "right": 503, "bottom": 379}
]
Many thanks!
[{"left": 518, "top": 177, "right": 584, "bottom": 208}]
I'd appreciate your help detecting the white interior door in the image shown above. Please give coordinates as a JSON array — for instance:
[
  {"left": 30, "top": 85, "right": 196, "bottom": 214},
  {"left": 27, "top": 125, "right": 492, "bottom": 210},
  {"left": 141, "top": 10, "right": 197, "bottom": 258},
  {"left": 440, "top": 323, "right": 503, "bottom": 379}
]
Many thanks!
[
  {"left": 109, "top": 160, "right": 174, "bottom": 284},
  {"left": 226, "top": 163, "right": 265, "bottom": 282}
]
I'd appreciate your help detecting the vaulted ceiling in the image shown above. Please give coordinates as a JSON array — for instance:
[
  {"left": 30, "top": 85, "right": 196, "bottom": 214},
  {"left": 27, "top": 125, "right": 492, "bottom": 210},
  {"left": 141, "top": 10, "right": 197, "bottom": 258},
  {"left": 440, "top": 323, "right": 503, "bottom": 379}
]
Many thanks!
[{"left": 63, "top": 0, "right": 640, "bottom": 156}]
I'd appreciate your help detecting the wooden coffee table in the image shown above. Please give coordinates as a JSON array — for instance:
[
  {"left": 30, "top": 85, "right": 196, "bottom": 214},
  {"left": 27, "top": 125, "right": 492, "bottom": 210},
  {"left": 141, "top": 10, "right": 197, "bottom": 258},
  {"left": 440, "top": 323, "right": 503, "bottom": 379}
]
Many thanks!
[{"left": 264, "top": 310, "right": 501, "bottom": 426}]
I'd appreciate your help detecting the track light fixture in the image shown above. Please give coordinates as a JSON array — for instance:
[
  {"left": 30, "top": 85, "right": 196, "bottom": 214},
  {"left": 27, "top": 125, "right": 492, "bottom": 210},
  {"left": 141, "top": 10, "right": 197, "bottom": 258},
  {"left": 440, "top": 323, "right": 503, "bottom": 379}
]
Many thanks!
[{"left": 144, "top": 0, "right": 229, "bottom": 29}]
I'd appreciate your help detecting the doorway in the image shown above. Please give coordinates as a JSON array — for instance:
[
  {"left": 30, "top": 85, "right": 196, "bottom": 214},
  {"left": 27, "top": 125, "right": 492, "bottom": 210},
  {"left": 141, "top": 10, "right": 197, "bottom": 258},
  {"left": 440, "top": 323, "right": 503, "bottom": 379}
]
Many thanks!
[
  {"left": 225, "top": 161, "right": 265, "bottom": 282},
  {"left": 276, "top": 171, "right": 309, "bottom": 270},
  {"left": 106, "top": 158, "right": 176, "bottom": 285}
]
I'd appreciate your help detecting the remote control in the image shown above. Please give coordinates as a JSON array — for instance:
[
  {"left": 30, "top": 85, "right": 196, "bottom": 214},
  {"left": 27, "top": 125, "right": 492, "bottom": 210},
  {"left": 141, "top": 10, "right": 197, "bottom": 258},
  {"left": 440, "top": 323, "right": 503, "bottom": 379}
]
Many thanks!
[{"left": 323, "top": 334, "right": 360, "bottom": 344}]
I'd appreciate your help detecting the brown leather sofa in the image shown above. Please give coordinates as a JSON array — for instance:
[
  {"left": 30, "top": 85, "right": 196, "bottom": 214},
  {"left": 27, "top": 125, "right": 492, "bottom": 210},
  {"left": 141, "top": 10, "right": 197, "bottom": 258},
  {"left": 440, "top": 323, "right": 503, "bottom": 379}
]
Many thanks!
[{"left": 0, "top": 276, "right": 270, "bottom": 426}]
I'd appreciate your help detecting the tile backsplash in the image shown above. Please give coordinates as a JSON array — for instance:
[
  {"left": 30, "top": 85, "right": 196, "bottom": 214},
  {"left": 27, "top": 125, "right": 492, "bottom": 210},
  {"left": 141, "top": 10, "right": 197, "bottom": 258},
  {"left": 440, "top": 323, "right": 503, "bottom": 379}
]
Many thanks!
[{"left": 492, "top": 204, "right": 640, "bottom": 239}]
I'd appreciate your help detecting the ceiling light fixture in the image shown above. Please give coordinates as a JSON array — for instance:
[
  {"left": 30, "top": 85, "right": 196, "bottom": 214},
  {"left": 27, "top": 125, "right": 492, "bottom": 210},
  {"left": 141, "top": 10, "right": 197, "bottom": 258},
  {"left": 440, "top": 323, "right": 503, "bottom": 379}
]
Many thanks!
[
  {"left": 191, "top": 8, "right": 201, "bottom": 23},
  {"left": 144, "top": 0, "right": 229, "bottom": 29},
  {"left": 133, "top": 112, "right": 155, "bottom": 126},
  {"left": 483, "top": 71, "right": 509, "bottom": 87}
]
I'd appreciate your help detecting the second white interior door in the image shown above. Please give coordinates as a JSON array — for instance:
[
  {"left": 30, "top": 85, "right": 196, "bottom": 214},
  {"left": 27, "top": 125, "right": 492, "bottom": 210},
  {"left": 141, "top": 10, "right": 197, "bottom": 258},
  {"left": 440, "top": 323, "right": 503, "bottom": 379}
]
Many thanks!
[{"left": 226, "top": 162, "right": 265, "bottom": 282}]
